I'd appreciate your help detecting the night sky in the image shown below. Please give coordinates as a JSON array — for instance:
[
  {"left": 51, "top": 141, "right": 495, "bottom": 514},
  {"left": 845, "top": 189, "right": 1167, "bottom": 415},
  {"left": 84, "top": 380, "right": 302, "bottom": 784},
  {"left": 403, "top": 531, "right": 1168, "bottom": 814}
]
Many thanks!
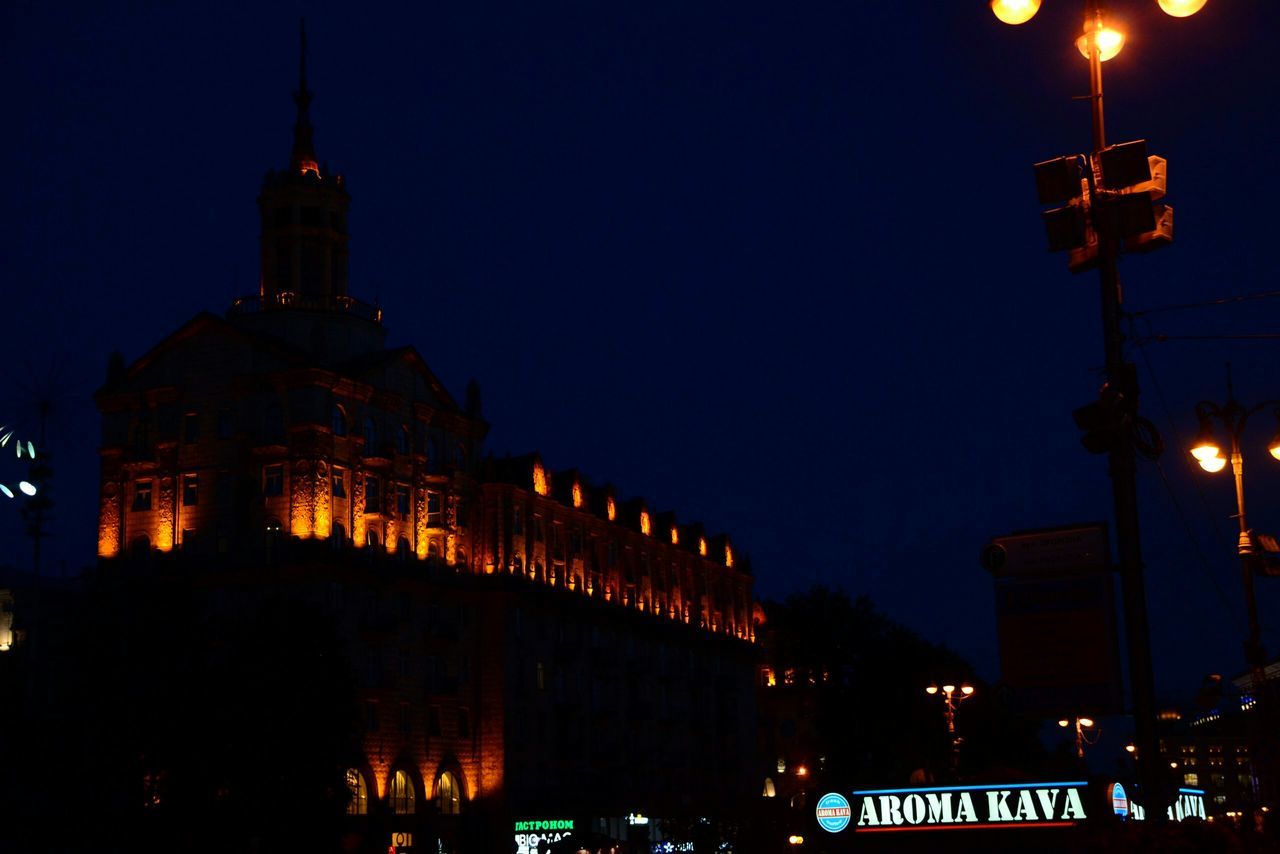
[{"left": 2, "top": 1, "right": 1277, "bottom": 701}]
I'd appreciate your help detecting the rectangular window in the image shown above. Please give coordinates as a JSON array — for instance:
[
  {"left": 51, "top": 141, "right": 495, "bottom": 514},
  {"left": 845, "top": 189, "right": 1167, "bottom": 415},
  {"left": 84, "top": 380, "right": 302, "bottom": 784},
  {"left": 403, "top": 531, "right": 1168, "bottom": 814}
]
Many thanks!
[
  {"left": 332, "top": 467, "right": 345, "bottom": 498},
  {"left": 181, "top": 528, "right": 196, "bottom": 550},
  {"left": 396, "top": 484, "right": 410, "bottom": 518},
  {"left": 1183, "top": 772, "right": 1199, "bottom": 787},
  {"left": 534, "top": 516, "right": 545, "bottom": 543},
  {"left": 216, "top": 409, "right": 233, "bottom": 439},
  {"left": 457, "top": 497, "right": 469, "bottom": 528},
  {"left": 365, "top": 477, "right": 380, "bottom": 511},
  {"left": 513, "top": 506, "right": 523, "bottom": 535},
  {"left": 263, "top": 464, "right": 284, "bottom": 497},
  {"left": 536, "top": 661, "right": 546, "bottom": 692},
  {"left": 427, "top": 491, "right": 442, "bottom": 525},
  {"left": 183, "top": 412, "right": 200, "bottom": 444},
  {"left": 182, "top": 473, "right": 199, "bottom": 506},
  {"left": 132, "top": 480, "right": 153, "bottom": 511}
]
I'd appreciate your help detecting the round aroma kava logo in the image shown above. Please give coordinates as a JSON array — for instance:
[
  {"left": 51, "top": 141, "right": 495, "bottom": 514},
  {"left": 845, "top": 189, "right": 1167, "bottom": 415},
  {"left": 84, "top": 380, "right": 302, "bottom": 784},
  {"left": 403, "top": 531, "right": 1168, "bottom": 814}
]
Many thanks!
[{"left": 816, "top": 792, "right": 853, "bottom": 833}]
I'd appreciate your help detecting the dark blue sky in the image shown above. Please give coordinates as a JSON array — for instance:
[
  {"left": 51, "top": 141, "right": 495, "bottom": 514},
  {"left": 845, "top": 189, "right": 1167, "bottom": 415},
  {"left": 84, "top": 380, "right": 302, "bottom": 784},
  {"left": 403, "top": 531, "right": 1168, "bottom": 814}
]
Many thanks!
[{"left": 2, "top": 1, "right": 1277, "bottom": 700}]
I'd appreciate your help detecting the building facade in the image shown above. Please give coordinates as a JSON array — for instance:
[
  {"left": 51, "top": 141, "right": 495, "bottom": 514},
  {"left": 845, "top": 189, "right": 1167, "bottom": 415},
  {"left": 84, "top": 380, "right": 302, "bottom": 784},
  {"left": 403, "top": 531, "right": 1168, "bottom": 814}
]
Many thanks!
[{"left": 93, "top": 42, "right": 756, "bottom": 853}]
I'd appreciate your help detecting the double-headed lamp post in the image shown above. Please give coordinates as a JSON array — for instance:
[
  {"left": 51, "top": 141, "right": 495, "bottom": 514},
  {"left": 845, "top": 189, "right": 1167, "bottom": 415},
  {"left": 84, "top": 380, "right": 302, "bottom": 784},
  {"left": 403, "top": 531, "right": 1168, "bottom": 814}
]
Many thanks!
[
  {"left": 1058, "top": 715, "right": 1098, "bottom": 761},
  {"left": 1189, "top": 383, "right": 1280, "bottom": 804},
  {"left": 926, "top": 683, "right": 975, "bottom": 777},
  {"left": 989, "top": 0, "right": 1210, "bottom": 823}
]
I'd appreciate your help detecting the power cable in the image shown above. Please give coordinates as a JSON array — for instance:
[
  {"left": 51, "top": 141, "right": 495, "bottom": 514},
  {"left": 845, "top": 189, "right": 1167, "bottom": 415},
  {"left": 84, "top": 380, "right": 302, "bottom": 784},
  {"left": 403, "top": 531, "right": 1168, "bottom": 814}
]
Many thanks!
[{"left": 1132, "top": 289, "right": 1280, "bottom": 319}]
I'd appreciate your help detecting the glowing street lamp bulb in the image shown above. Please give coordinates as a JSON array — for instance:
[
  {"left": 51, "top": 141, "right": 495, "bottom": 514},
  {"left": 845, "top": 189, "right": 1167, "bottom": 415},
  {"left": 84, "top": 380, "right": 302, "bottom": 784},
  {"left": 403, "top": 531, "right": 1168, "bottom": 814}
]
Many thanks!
[
  {"left": 990, "top": 0, "right": 1041, "bottom": 25},
  {"left": 1158, "top": 0, "right": 1207, "bottom": 17},
  {"left": 1125, "top": 744, "right": 1137, "bottom": 753},
  {"left": 18, "top": 481, "right": 36, "bottom": 496},
  {"left": 961, "top": 685, "right": 975, "bottom": 696},
  {"left": 926, "top": 684, "right": 939, "bottom": 695},
  {"left": 0, "top": 484, "right": 12, "bottom": 498},
  {"left": 1076, "top": 26, "right": 1125, "bottom": 62},
  {"left": 1199, "top": 455, "right": 1227, "bottom": 473},
  {"left": 1190, "top": 440, "right": 1221, "bottom": 462},
  {"left": 1079, "top": 717, "right": 1095, "bottom": 728},
  {"left": 1059, "top": 719, "right": 1071, "bottom": 728},
  {"left": 942, "top": 684, "right": 956, "bottom": 694},
  {"left": 1269, "top": 431, "right": 1280, "bottom": 461}
]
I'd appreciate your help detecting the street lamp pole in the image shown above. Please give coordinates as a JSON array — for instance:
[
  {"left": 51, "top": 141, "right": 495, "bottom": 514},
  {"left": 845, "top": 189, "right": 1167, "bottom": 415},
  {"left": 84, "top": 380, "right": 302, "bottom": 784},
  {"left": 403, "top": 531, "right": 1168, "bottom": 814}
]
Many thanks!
[
  {"left": 1190, "top": 381, "right": 1280, "bottom": 804},
  {"left": 926, "top": 683, "right": 975, "bottom": 779},
  {"left": 990, "top": 0, "right": 1211, "bottom": 819}
]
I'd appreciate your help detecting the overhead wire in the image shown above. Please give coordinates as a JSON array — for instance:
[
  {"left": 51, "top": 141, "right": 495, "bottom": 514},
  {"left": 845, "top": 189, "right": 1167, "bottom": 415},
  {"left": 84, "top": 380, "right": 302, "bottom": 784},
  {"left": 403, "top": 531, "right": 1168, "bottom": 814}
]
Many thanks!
[{"left": 1127, "top": 313, "right": 1238, "bottom": 624}]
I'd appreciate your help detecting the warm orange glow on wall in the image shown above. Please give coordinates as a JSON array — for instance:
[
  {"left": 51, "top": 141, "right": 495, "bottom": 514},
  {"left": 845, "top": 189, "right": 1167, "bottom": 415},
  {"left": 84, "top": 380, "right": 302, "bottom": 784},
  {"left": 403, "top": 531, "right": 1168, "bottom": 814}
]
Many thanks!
[
  {"left": 532, "top": 462, "right": 549, "bottom": 496},
  {"left": 639, "top": 510, "right": 651, "bottom": 536},
  {"left": 156, "top": 477, "right": 175, "bottom": 552},
  {"left": 369, "top": 759, "right": 390, "bottom": 799},
  {"left": 572, "top": 482, "right": 583, "bottom": 508},
  {"left": 298, "top": 159, "right": 320, "bottom": 177},
  {"left": 352, "top": 472, "right": 367, "bottom": 546},
  {"left": 606, "top": 496, "right": 616, "bottom": 521},
  {"left": 670, "top": 527, "right": 679, "bottom": 545},
  {"left": 699, "top": 537, "right": 707, "bottom": 557},
  {"left": 725, "top": 543, "right": 734, "bottom": 568},
  {"left": 98, "top": 483, "right": 121, "bottom": 558}
]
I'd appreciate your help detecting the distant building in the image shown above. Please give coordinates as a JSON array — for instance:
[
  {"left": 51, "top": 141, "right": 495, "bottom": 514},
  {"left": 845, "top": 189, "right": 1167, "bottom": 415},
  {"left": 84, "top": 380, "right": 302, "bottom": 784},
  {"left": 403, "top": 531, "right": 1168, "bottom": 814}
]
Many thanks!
[{"left": 92, "top": 35, "right": 756, "bottom": 853}]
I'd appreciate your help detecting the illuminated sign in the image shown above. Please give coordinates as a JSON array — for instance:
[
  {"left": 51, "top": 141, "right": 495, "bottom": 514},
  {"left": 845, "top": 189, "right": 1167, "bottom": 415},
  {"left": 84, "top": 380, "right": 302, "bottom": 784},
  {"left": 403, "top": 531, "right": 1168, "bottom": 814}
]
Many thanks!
[
  {"left": 1129, "top": 788, "right": 1206, "bottom": 822},
  {"left": 816, "top": 793, "right": 852, "bottom": 833},
  {"left": 1110, "top": 782, "right": 1129, "bottom": 818},
  {"left": 513, "top": 819, "right": 573, "bottom": 854},
  {"left": 848, "top": 782, "right": 1089, "bottom": 831}
]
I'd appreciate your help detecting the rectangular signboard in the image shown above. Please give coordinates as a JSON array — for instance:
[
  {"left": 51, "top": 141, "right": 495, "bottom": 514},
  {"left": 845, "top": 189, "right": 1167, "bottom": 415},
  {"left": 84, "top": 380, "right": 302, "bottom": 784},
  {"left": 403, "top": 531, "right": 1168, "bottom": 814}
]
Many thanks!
[
  {"left": 846, "top": 781, "right": 1090, "bottom": 832},
  {"left": 984, "top": 523, "right": 1109, "bottom": 578}
]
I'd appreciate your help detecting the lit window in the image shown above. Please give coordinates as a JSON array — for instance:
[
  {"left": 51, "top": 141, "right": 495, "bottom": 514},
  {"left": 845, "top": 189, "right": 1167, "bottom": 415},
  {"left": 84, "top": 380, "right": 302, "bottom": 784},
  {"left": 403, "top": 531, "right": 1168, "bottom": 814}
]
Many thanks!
[
  {"left": 263, "top": 465, "right": 284, "bottom": 497},
  {"left": 183, "top": 412, "right": 200, "bottom": 444},
  {"left": 132, "top": 480, "right": 153, "bottom": 511},
  {"left": 389, "top": 769, "right": 416, "bottom": 815},
  {"left": 1184, "top": 772, "right": 1199, "bottom": 786},
  {"left": 435, "top": 771, "right": 461, "bottom": 815},
  {"left": 763, "top": 777, "right": 776, "bottom": 798},
  {"left": 182, "top": 473, "right": 199, "bottom": 506},
  {"left": 345, "top": 768, "right": 368, "bottom": 815},
  {"left": 427, "top": 491, "right": 443, "bottom": 525}
]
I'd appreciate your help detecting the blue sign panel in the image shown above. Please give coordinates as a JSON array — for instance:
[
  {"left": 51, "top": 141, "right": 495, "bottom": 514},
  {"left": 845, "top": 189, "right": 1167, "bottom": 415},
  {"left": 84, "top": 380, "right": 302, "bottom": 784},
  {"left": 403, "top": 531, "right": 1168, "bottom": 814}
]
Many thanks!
[{"left": 816, "top": 792, "right": 852, "bottom": 833}]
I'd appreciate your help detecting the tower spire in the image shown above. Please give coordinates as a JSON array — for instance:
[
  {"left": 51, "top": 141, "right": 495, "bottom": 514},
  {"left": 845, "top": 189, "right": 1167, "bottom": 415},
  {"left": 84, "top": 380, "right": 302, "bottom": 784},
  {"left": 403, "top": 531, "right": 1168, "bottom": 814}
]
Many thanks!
[{"left": 291, "top": 18, "right": 319, "bottom": 176}]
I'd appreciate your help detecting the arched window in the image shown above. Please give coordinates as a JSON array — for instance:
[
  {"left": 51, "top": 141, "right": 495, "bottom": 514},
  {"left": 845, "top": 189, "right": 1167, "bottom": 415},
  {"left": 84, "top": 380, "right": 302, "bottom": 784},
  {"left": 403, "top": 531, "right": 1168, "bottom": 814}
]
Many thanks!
[
  {"left": 332, "top": 404, "right": 347, "bottom": 437},
  {"left": 331, "top": 522, "right": 346, "bottom": 546},
  {"left": 762, "top": 777, "right": 776, "bottom": 798},
  {"left": 396, "top": 425, "right": 411, "bottom": 455},
  {"left": 363, "top": 416, "right": 377, "bottom": 451},
  {"left": 345, "top": 768, "right": 368, "bottom": 815},
  {"left": 389, "top": 769, "right": 416, "bottom": 815},
  {"left": 435, "top": 770, "right": 461, "bottom": 815},
  {"left": 397, "top": 537, "right": 411, "bottom": 560},
  {"left": 366, "top": 530, "right": 380, "bottom": 549},
  {"left": 428, "top": 540, "right": 441, "bottom": 559},
  {"left": 129, "top": 534, "right": 151, "bottom": 556},
  {"left": 455, "top": 548, "right": 466, "bottom": 568}
]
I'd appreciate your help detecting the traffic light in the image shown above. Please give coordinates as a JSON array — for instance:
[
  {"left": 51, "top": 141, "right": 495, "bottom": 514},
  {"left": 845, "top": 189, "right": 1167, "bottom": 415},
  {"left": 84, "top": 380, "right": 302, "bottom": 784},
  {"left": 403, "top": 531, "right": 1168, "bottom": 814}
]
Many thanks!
[{"left": 1073, "top": 365, "right": 1138, "bottom": 455}]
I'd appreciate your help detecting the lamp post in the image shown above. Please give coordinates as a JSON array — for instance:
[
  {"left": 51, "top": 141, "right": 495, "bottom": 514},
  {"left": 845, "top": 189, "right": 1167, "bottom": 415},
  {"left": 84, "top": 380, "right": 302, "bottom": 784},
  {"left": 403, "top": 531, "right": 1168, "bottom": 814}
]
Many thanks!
[
  {"left": 1058, "top": 715, "right": 1098, "bottom": 761},
  {"left": 926, "top": 682, "right": 975, "bottom": 778},
  {"left": 989, "top": 0, "right": 1210, "bottom": 821},
  {"left": 1188, "top": 378, "right": 1280, "bottom": 805}
]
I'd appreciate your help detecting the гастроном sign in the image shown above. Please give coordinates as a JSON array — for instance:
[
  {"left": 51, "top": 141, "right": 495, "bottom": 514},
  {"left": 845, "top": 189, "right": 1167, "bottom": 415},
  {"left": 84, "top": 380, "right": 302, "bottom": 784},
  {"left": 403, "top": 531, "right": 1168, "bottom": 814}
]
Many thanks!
[{"left": 840, "top": 782, "right": 1089, "bottom": 832}]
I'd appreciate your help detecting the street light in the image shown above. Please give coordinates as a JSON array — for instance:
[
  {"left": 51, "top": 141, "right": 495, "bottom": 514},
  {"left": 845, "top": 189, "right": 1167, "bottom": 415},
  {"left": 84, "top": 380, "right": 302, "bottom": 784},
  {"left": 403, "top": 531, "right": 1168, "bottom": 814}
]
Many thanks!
[
  {"left": 926, "top": 682, "right": 976, "bottom": 777},
  {"left": 990, "top": 0, "right": 1210, "bottom": 822},
  {"left": 1058, "top": 715, "right": 1098, "bottom": 760},
  {"left": 1188, "top": 383, "right": 1280, "bottom": 690},
  {"left": 1190, "top": 379, "right": 1280, "bottom": 809}
]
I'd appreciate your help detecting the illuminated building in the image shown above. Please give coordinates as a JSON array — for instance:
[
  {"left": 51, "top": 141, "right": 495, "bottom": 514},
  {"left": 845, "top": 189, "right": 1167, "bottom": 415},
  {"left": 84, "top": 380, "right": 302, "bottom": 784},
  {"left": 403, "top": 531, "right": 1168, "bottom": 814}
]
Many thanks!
[{"left": 92, "top": 36, "right": 756, "bottom": 853}]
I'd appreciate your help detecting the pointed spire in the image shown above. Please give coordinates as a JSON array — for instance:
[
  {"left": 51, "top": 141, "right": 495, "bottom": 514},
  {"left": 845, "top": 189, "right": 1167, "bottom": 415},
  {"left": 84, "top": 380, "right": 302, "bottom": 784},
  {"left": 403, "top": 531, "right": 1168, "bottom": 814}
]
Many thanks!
[{"left": 291, "top": 18, "right": 319, "bottom": 177}]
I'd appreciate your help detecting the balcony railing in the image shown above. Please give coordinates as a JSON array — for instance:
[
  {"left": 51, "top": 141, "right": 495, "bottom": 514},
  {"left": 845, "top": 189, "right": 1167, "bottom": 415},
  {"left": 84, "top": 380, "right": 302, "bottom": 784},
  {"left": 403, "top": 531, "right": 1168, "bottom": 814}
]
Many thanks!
[{"left": 229, "top": 292, "right": 382, "bottom": 324}]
